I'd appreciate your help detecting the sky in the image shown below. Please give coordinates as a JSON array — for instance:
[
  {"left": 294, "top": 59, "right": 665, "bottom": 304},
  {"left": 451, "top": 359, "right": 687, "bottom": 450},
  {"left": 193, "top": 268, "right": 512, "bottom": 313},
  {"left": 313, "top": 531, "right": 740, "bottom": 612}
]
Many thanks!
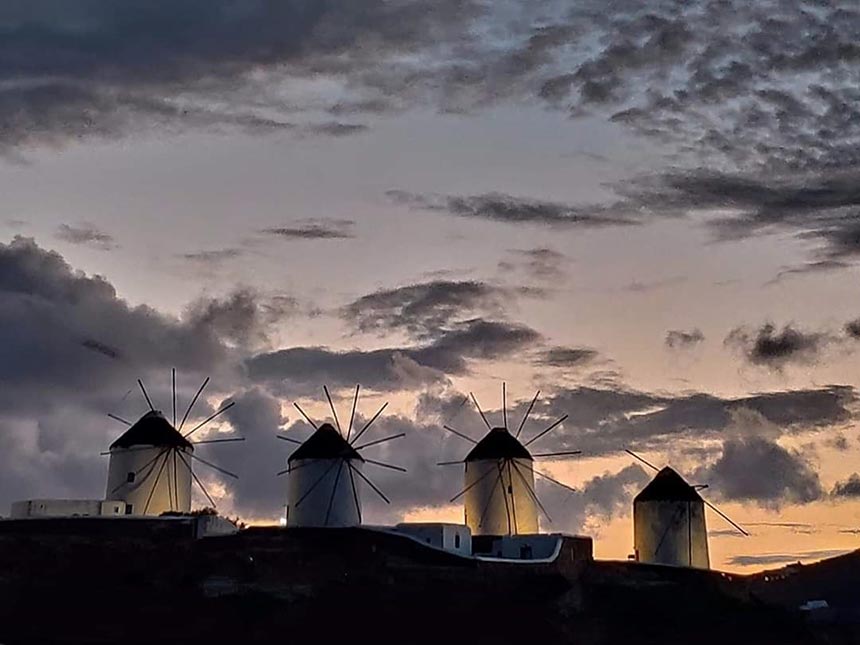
[{"left": 1, "top": 0, "right": 860, "bottom": 573}]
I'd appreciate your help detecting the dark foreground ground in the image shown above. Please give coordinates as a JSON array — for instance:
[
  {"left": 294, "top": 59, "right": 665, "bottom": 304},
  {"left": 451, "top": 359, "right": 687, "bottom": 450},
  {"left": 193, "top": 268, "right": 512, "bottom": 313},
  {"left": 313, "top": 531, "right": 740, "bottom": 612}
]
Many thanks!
[{"left": 0, "top": 523, "right": 857, "bottom": 644}]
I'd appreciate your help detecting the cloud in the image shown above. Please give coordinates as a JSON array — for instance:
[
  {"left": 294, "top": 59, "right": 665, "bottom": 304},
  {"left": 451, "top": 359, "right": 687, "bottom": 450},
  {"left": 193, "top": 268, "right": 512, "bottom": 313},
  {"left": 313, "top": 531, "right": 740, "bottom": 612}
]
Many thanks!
[
  {"left": 261, "top": 219, "right": 355, "bottom": 240},
  {"left": 185, "top": 288, "right": 298, "bottom": 349},
  {"left": 665, "top": 328, "right": 705, "bottom": 349},
  {"left": 420, "top": 385, "right": 856, "bottom": 464},
  {"left": 845, "top": 319, "right": 860, "bottom": 340},
  {"left": 386, "top": 190, "right": 641, "bottom": 228},
  {"left": 831, "top": 473, "right": 860, "bottom": 498},
  {"left": 696, "top": 436, "right": 824, "bottom": 507},
  {"left": 499, "top": 248, "right": 570, "bottom": 280},
  {"left": 247, "top": 318, "right": 541, "bottom": 394},
  {"left": 728, "top": 549, "right": 852, "bottom": 568},
  {"left": 181, "top": 248, "right": 244, "bottom": 265},
  {"left": 55, "top": 222, "right": 116, "bottom": 250},
  {"left": 341, "top": 280, "right": 520, "bottom": 339},
  {"left": 535, "top": 346, "right": 599, "bottom": 368},
  {"left": 725, "top": 323, "right": 831, "bottom": 369},
  {"left": 0, "top": 236, "right": 251, "bottom": 512},
  {"left": 608, "top": 171, "right": 860, "bottom": 271},
  {"left": 219, "top": 387, "right": 287, "bottom": 518},
  {"left": 0, "top": 0, "right": 483, "bottom": 150},
  {"left": 536, "top": 464, "right": 650, "bottom": 533}
]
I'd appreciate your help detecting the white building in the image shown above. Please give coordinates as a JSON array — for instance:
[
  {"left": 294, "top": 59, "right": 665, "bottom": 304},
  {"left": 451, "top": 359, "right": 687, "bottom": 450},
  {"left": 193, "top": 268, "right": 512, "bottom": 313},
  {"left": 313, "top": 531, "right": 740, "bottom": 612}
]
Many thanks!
[
  {"left": 11, "top": 499, "right": 126, "bottom": 518},
  {"left": 390, "top": 522, "right": 472, "bottom": 556},
  {"left": 472, "top": 533, "right": 563, "bottom": 560},
  {"left": 285, "top": 423, "right": 363, "bottom": 527},
  {"left": 105, "top": 410, "right": 193, "bottom": 516},
  {"left": 463, "top": 427, "right": 539, "bottom": 536},
  {"left": 633, "top": 466, "right": 710, "bottom": 569}
]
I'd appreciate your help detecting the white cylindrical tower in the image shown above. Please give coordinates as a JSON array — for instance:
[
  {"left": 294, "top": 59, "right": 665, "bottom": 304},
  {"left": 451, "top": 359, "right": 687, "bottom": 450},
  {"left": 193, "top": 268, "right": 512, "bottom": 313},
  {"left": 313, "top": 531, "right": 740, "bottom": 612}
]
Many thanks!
[
  {"left": 105, "top": 411, "right": 193, "bottom": 516},
  {"left": 633, "top": 467, "right": 710, "bottom": 569},
  {"left": 286, "top": 423, "right": 364, "bottom": 528},
  {"left": 463, "top": 427, "right": 539, "bottom": 536}
]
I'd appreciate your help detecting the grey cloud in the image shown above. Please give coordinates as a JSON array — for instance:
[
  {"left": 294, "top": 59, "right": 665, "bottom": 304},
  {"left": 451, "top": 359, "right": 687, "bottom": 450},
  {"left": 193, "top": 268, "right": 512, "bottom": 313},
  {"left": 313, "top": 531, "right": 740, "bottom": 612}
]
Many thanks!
[
  {"left": 845, "top": 319, "right": 860, "bottom": 339},
  {"left": 610, "top": 170, "right": 860, "bottom": 270},
  {"left": 695, "top": 437, "right": 824, "bottom": 507},
  {"left": 55, "top": 222, "right": 116, "bottom": 250},
  {"left": 831, "top": 473, "right": 860, "bottom": 498},
  {"left": 342, "top": 280, "right": 515, "bottom": 339},
  {"left": 0, "top": 237, "right": 248, "bottom": 513},
  {"left": 246, "top": 318, "right": 541, "bottom": 394},
  {"left": 219, "top": 387, "right": 287, "bottom": 518},
  {"left": 536, "top": 464, "right": 650, "bottom": 533},
  {"left": 767, "top": 260, "right": 851, "bottom": 285},
  {"left": 185, "top": 288, "right": 298, "bottom": 349},
  {"left": 419, "top": 385, "right": 856, "bottom": 463},
  {"left": 500, "top": 248, "right": 570, "bottom": 280},
  {"left": 0, "top": 0, "right": 480, "bottom": 149},
  {"left": 181, "top": 248, "right": 244, "bottom": 265},
  {"left": 728, "top": 549, "right": 852, "bottom": 568},
  {"left": 536, "top": 346, "right": 599, "bottom": 368},
  {"left": 725, "top": 323, "right": 830, "bottom": 369},
  {"left": 261, "top": 219, "right": 355, "bottom": 240},
  {"left": 386, "top": 190, "right": 641, "bottom": 228},
  {"left": 665, "top": 328, "right": 704, "bottom": 349},
  {"left": 1, "top": 0, "right": 858, "bottom": 191}
]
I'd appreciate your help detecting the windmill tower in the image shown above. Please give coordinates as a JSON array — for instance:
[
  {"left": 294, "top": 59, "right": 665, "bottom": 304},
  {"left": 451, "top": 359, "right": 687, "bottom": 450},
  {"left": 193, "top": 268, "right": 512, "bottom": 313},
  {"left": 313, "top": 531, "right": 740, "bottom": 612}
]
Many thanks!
[
  {"left": 106, "top": 410, "right": 194, "bottom": 515},
  {"left": 105, "top": 373, "right": 243, "bottom": 516},
  {"left": 278, "top": 385, "right": 405, "bottom": 527},
  {"left": 441, "top": 386, "right": 580, "bottom": 536},
  {"left": 627, "top": 450, "right": 748, "bottom": 569}
]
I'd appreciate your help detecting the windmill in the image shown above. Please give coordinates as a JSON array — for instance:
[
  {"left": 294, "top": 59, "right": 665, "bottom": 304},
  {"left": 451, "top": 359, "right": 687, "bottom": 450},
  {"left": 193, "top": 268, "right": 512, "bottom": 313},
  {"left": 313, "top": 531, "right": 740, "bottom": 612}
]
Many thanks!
[
  {"left": 277, "top": 385, "right": 405, "bottom": 528},
  {"left": 439, "top": 385, "right": 581, "bottom": 536},
  {"left": 626, "top": 450, "right": 749, "bottom": 569},
  {"left": 104, "top": 370, "right": 243, "bottom": 516}
]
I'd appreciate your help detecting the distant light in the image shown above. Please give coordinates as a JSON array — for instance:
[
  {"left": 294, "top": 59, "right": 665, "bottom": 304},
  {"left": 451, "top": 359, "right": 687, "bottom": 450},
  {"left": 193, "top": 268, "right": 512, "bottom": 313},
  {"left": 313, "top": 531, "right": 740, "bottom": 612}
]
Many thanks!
[{"left": 279, "top": 516, "right": 287, "bottom": 527}]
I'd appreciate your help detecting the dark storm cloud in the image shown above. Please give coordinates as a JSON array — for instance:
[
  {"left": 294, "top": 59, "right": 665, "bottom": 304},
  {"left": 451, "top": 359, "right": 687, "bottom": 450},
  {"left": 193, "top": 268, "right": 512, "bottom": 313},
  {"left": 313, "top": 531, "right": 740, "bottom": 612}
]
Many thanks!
[
  {"left": 665, "top": 328, "right": 704, "bottom": 349},
  {"left": 246, "top": 318, "right": 541, "bottom": 394},
  {"left": 725, "top": 323, "right": 831, "bottom": 369},
  {"left": 831, "top": 473, "right": 860, "bottom": 498},
  {"left": 535, "top": 347, "right": 599, "bottom": 368},
  {"left": 342, "top": 280, "right": 516, "bottom": 339},
  {"left": 695, "top": 437, "right": 824, "bottom": 507},
  {"left": 261, "top": 219, "right": 355, "bottom": 240},
  {"left": 386, "top": 190, "right": 641, "bottom": 228},
  {"left": 55, "top": 222, "right": 116, "bottom": 250}
]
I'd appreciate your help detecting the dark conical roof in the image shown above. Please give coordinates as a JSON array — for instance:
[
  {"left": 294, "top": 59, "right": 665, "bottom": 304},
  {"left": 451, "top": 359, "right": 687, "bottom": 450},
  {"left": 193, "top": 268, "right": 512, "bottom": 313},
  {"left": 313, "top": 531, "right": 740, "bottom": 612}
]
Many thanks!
[
  {"left": 465, "top": 427, "right": 533, "bottom": 461},
  {"left": 634, "top": 466, "right": 703, "bottom": 503},
  {"left": 110, "top": 410, "right": 193, "bottom": 450},
  {"left": 288, "top": 423, "right": 363, "bottom": 462}
]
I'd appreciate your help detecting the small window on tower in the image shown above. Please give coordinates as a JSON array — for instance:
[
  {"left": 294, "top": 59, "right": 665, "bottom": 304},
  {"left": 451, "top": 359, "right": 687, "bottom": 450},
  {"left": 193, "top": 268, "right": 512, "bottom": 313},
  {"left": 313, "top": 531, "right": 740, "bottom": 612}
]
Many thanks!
[
  {"left": 125, "top": 503, "right": 133, "bottom": 515},
  {"left": 455, "top": 534, "right": 461, "bottom": 549},
  {"left": 126, "top": 472, "right": 135, "bottom": 483}
]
